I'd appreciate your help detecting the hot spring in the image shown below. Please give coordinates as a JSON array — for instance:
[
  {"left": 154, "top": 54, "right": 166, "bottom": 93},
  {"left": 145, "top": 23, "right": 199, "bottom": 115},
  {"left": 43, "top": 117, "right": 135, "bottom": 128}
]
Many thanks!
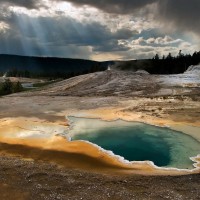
[{"left": 68, "top": 117, "right": 200, "bottom": 169}]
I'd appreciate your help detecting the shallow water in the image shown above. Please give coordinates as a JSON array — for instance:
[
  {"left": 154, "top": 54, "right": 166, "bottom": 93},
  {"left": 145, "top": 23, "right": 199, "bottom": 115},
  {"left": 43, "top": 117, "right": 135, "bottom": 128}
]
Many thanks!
[{"left": 68, "top": 117, "right": 200, "bottom": 169}]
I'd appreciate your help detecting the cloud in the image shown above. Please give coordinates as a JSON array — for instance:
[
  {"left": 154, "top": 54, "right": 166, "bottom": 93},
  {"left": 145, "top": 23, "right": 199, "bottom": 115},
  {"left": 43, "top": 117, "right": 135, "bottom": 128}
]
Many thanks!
[
  {"left": 64, "top": 0, "right": 200, "bottom": 36},
  {"left": 62, "top": 0, "right": 157, "bottom": 14},
  {"left": 0, "top": 12, "right": 135, "bottom": 58},
  {"left": 117, "top": 32, "right": 199, "bottom": 60},
  {"left": 0, "top": 0, "right": 199, "bottom": 36},
  {"left": 156, "top": 0, "right": 200, "bottom": 36},
  {"left": 0, "top": 0, "right": 198, "bottom": 60},
  {"left": 146, "top": 36, "right": 183, "bottom": 46},
  {"left": 0, "top": 0, "right": 39, "bottom": 9}
]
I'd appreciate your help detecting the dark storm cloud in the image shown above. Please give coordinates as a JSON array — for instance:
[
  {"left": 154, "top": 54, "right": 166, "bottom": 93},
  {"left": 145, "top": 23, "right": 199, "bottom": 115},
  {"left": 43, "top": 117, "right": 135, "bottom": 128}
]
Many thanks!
[
  {"left": 0, "top": 0, "right": 38, "bottom": 8},
  {"left": 0, "top": 13, "right": 134, "bottom": 58},
  {"left": 1, "top": 0, "right": 199, "bottom": 35},
  {"left": 65, "top": 0, "right": 200, "bottom": 35},
  {"left": 157, "top": 0, "right": 200, "bottom": 35},
  {"left": 64, "top": 0, "right": 157, "bottom": 14},
  {"left": 0, "top": 0, "right": 198, "bottom": 59},
  {"left": 14, "top": 14, "right": 133, "bottom": 50}
]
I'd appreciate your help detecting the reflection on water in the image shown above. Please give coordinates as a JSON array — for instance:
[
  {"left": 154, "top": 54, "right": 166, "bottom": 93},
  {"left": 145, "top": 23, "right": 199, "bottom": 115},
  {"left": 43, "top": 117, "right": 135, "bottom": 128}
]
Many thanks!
[{"left": 68, "top": 117, "right": 200, "bottom": 169}]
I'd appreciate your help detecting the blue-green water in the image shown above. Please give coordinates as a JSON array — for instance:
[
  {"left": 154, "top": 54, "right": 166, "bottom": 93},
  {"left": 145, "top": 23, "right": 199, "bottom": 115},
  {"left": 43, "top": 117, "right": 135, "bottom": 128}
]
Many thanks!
[{"left": 69, "top": 117, "right": 200, "bottom": 169}]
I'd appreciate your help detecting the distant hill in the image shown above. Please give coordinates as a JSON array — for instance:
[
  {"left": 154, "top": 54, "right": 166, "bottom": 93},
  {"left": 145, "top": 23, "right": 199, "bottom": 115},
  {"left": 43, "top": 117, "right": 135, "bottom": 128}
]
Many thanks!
[{"left": 0, "top": 54, "right": 113, "bottom": 78}]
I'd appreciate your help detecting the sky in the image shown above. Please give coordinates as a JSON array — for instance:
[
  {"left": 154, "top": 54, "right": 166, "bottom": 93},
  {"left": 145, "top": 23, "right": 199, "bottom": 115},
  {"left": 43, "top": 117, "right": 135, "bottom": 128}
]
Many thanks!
[{"left": 0, "top": 0, "right": 199, "bottom": 61}]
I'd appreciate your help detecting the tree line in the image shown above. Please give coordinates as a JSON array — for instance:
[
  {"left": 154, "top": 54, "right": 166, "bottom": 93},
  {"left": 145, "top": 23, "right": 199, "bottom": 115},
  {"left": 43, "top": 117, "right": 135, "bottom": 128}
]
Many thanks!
[
  {"left": 2, "top": 63, "right": 105, "bottom": 79},
  {"left": 151, "top": 50, "right": 200, "bottom": 74},
  {"left": 1, "top": 51, "right": 200, "bottom": 77}
]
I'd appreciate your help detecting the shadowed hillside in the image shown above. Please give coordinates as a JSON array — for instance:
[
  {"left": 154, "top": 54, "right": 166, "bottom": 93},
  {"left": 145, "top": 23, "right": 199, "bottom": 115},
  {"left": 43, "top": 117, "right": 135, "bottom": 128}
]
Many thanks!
[{"left": 0, "top": 54, "right": 112, "bottom": 78}]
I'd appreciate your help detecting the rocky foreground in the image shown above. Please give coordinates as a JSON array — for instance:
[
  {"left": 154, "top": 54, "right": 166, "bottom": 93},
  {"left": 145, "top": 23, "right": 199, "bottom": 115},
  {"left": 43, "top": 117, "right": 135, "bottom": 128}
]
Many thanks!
[{"left": 0, "top": 156, "right": 200, "bottom": 200}]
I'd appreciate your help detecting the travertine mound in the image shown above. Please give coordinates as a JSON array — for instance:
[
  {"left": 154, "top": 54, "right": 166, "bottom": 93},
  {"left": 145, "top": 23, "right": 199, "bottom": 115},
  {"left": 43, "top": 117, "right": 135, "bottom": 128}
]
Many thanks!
[{"left": 185, "top": 64, "right": 200, "bottom": 74}]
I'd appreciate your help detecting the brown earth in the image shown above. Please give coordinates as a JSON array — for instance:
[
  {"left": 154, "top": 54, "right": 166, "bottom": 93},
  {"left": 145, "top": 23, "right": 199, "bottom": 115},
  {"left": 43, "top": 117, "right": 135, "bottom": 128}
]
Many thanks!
[{"left": 0, "top": 156, "right": 200, "bottom": 200}]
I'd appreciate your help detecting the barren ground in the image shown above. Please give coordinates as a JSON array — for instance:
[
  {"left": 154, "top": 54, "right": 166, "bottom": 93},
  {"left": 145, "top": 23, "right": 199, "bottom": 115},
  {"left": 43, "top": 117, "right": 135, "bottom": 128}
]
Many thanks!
[{"left": 0, "top": 156, "right": 200, "bottom": 200}]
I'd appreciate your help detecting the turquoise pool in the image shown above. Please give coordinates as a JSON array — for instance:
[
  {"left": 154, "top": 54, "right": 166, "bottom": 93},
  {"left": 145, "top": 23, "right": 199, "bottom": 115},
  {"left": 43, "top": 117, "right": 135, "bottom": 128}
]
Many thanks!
[{"left": 68, "top": 117, "right": 200, "bottom": 169}]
